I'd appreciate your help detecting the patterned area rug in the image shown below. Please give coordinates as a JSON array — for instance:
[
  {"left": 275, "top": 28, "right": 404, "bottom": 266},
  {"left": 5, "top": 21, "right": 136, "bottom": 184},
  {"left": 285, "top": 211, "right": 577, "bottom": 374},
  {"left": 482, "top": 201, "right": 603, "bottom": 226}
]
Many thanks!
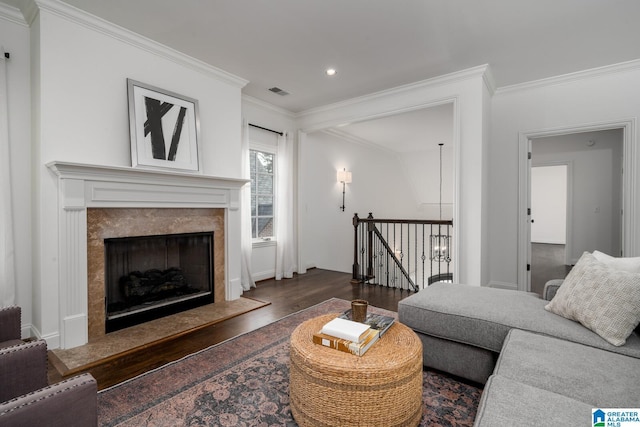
[{"left": 98, "top": 298, "right": 482, "bottom": 426}]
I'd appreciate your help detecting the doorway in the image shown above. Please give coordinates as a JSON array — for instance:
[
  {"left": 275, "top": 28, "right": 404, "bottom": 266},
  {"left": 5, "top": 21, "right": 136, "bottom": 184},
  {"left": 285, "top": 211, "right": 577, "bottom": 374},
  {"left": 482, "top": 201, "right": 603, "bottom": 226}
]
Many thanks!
[
  {"left": 530, "top": 164, "right": 570, "bottom": 295},
  {"left": 518, "top": 123, "right": 630, "bottom": 292}
]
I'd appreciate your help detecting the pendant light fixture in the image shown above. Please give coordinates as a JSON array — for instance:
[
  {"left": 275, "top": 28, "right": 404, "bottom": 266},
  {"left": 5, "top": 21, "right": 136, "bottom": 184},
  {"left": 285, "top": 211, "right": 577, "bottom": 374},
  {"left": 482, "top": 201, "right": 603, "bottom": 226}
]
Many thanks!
[{"left": 430, "top": 143, "right": 450, "bottom": 262}]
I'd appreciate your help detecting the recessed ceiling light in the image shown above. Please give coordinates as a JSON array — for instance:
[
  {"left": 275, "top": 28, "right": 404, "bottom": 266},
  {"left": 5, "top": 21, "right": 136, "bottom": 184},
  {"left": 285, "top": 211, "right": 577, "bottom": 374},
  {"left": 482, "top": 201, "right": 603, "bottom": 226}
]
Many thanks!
[{"left": 326, "top": 68, "right": 337, "bottom": 76}]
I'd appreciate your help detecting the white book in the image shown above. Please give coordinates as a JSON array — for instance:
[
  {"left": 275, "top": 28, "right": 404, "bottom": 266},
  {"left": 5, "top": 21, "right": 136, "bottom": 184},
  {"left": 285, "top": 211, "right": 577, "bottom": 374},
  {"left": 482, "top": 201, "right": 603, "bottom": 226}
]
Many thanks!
[{"left": 320, "top": 317, "right": 371, "bottom": 343}]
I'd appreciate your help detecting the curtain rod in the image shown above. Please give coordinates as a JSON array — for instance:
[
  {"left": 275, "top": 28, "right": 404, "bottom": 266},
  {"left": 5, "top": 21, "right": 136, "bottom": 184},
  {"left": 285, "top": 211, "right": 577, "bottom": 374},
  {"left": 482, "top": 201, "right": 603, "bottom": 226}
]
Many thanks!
[{"left": 249, "top": 123, "right": 283, "bottom": 136}]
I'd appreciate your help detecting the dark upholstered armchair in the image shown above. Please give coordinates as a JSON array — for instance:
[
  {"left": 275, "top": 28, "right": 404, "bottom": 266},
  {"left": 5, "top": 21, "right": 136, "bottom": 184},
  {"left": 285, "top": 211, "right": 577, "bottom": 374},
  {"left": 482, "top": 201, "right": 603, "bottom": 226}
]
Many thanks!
[
  {"left": 0, "top": 306, "right": 24, "bottom": 349},
  {"left": 0, "top": 307, "right": 98, "bottom": 426}
]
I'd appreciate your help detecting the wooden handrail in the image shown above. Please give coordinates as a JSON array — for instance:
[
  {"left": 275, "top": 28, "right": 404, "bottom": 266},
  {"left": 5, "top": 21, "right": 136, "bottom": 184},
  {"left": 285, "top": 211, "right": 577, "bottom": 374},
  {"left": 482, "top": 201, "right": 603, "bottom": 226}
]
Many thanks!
[{"left": 352, "top": 213, "right": 453, "bottom": 291}]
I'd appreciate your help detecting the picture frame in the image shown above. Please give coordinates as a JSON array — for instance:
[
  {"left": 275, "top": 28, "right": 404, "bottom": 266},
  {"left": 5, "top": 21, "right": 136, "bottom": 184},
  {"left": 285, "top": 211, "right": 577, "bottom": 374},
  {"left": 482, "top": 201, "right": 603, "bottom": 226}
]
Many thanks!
[{"left": 127, "top": 79, "right": 202, "bottom": 173}]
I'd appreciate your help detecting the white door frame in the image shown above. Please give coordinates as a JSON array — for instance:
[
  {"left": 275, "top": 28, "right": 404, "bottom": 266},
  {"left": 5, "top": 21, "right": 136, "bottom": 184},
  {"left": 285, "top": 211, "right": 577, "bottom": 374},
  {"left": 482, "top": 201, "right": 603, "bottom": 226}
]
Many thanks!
[{"left": 517, "top": 119, "right": 636, "bottom": 291}]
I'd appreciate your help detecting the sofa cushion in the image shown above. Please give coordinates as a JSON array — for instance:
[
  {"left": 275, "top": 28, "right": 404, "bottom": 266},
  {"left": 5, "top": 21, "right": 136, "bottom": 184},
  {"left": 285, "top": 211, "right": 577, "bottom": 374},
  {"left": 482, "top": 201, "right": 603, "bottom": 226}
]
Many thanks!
[
  {"left": 474, "top": 375, "right": 591, "bottom": 427},
  {"left": 545, "top": 252, "right": 640, "bottom": 346},
  {"left": 593, "top": 250, "right": 640, "bottom": 273},
  {"left": 398, "top": 282, "right": 640, "bottom": 358},
  {"left": 495, "top": 329, "right": 640, "bottom": 407}
]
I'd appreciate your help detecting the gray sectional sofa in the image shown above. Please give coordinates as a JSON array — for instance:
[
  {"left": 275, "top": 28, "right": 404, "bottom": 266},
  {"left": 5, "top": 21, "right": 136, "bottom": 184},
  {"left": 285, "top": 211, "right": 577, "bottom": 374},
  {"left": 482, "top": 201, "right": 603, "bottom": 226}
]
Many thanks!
[{"left": 398, "top": 280, "right": 640, "bottom": 426}]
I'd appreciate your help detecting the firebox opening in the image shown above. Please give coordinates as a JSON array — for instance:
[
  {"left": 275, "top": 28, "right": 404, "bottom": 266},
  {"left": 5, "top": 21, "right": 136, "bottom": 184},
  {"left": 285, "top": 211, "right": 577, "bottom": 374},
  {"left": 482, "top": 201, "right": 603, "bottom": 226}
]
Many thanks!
[{"left": 104, "top": 231, "right": 214, "bottom": 333}]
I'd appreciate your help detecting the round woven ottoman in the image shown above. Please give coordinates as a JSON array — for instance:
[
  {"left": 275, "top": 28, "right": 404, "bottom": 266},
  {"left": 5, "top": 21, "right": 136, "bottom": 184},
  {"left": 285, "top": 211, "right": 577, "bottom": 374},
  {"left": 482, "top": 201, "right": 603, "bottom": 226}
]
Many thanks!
[{"left": 289, "top": 313, "right": 423, "bottom": 427}]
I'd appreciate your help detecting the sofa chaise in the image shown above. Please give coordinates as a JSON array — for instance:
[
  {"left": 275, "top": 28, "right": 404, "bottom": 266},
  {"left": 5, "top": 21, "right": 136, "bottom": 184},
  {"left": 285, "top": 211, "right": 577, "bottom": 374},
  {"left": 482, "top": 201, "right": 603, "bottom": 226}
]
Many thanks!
[{"left": 398, "top": 251, "right": 640, "bottom": 426}]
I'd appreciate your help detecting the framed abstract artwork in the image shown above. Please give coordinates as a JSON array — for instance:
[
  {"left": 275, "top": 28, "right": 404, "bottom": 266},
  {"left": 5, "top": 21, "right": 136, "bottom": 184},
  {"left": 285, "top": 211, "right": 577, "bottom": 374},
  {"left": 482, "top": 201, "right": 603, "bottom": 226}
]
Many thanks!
[{"left": 127, "top": 79, "right": 202, "bottom": 173}]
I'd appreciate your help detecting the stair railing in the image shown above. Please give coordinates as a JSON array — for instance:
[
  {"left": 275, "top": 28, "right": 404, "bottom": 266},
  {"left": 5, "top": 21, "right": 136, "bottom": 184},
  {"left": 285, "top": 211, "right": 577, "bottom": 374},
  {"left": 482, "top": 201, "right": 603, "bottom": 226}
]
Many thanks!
[{"left": 352, "top": 213, "right": 453, "bottom": 291}]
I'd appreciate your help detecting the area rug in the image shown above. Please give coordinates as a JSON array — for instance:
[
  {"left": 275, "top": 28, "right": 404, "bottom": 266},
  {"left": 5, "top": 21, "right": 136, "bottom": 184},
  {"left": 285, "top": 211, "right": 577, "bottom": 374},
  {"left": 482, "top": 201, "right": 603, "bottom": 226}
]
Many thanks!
[{"left": 98, "top": 298, "right": 482, "bottom": 426}]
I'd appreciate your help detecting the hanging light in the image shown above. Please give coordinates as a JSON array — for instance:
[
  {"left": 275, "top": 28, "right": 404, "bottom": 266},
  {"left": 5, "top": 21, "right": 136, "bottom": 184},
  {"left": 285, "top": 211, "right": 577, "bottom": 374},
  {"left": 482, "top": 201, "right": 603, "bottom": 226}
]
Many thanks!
[{"left": 430, "top": 143, "right": 450, "bottom": 262}]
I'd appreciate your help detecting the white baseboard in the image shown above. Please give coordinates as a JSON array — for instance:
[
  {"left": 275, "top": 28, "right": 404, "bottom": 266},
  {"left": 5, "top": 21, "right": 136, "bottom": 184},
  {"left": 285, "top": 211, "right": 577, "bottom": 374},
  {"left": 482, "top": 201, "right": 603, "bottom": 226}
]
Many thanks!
[
  {"left": 29, "top": 324, "right": 61, "bottom": 350},
  {"left": 253, "top": 270, "right": 275, "bottom": 282}
]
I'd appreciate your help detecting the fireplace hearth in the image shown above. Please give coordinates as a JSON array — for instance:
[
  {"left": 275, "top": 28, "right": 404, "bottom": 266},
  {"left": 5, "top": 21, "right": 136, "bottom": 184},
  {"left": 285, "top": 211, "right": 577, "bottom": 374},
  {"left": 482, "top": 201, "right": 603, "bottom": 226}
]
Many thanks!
[{"left": 104, "top": 231, "right": 214, "bottom": 332}]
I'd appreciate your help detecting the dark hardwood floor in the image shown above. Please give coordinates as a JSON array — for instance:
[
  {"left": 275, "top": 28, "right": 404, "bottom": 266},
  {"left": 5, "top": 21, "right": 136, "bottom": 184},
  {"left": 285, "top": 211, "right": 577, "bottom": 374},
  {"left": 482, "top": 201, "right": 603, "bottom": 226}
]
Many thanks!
[{"left": 48, "top": 268, "right": 411, "bottom": 390}]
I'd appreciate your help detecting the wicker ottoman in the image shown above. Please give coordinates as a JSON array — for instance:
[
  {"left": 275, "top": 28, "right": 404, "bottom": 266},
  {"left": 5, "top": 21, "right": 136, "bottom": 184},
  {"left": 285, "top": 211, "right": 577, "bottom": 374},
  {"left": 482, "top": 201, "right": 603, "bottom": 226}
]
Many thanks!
[{"left": 289, "top": 313, "right": 423, "bottom": 427}]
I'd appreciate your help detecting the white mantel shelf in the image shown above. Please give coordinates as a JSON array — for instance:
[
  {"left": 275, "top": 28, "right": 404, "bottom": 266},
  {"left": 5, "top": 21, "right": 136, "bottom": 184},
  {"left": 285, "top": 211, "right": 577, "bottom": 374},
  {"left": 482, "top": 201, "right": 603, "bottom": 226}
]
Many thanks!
[
  {"left": 47, "top": 161, "right": 248, "bottom": 192},
  {"left": 46, "top": 161, "right": 248, "bottom": 349}
]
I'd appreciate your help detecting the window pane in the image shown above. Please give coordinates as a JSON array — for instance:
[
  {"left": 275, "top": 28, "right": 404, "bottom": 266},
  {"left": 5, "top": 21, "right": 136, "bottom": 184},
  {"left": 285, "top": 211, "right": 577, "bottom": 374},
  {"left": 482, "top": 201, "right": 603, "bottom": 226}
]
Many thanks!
[
  {"left": 258, "top": 217, "right": 273, "bottom": 238},
  {"left": 257, "top": 174, "right": 273, "bottom": 195},
  {"left": 249, "top": 151, "right": 256, "bottom": 174},
  {"left": 256, "top": 152, "right": 273, "bottom": 174},
  {"left": 258, "top": 196, "right": 273, "bottom": 216},
  {"left": 249, "top": 149, "right": 276, "bottom": 240}
]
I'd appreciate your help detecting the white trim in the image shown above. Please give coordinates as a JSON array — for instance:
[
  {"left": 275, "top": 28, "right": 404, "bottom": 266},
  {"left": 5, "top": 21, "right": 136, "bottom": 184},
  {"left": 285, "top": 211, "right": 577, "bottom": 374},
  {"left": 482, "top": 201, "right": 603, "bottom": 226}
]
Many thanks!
[
  {"left": 496, "top": 59, "right": 640, "bottom": 95},
  {"left": 46, "top": 161, "right": 248, "bottom": 349},
  {"left": 451, "top": 97, "right": 461, "bottom": 284},
  {"left": 296, "top": 65, "right": 489, "bottom": 120},
  {"left": 242, "top": 94, "right": 296, "bottom": 118},
  {"left": 0, "top": 2, "right": 28, "bottom": 26},
  {"left": 321, "top": 128, "right": 397, "bottom": 155},
  {"left": 517, "top": 119, "right": 636, "bottom": 291},
  {"left": 34, "top": 0, "right": 248, "bottom": 88},
  {"left": 251, "top": 269, "right": 276, "bottom": 282},
  {"left": 252, "top": 239, "right": 276, "bottom": 248}
]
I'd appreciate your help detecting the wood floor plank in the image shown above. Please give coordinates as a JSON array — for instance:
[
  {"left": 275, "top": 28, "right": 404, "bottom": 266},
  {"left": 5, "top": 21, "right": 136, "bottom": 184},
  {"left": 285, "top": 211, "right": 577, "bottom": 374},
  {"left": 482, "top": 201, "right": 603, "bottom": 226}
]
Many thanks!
[{"left": 48, "top": 269, "right": 412, "bottom": 389}]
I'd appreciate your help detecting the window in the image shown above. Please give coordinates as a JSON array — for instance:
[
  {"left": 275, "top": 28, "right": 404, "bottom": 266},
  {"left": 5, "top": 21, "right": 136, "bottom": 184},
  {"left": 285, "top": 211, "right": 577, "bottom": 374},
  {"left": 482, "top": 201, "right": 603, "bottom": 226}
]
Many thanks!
[{"left": 250, "top": 149, "right": 275, "bottom": 240}]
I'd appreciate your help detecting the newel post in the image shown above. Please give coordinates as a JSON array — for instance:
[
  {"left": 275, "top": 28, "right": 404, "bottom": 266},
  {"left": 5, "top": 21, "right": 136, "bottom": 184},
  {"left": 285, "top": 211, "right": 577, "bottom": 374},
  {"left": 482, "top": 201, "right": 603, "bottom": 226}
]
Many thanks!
[
  {"left": 366, "top": 213, "right": 374, "bottom": 279},
  {"left": 351, "top": 213, "right": 360, "bottom": 283}
]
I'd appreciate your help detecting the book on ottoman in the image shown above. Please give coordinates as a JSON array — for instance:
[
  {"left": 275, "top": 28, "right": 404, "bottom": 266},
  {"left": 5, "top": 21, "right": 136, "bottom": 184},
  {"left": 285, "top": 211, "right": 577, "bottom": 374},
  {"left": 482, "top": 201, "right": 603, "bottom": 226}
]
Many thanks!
[{"left": 320, "top": 317, "right": 371, "bottom": 343}]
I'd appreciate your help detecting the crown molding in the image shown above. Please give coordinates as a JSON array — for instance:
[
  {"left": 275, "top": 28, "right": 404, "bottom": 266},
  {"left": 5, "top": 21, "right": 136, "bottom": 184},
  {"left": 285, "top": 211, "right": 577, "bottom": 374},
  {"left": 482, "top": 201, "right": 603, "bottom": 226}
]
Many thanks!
[
  {"left": 34, "top": 0, "right": 248, "bottom": 88},
  {"left": 0, "top": 2, "right": 28, "bottom": 26},
  {"left": 322, "top": 128, "right": 396, "bottom": 155},
  {"left": 495, "top": 58, "right": 640, "bottom": 95},
  {"left": 21, "top": 0, "right": 38, "bottom": 25},
  {"left": 242, "top": 94, "right": 296, "bottom": 118},
  {"left": 297, "top": 64, "right": 490, "bottom": 119},
  {"left": 482, "top": 64, "right": 496, "bottom": 96}
]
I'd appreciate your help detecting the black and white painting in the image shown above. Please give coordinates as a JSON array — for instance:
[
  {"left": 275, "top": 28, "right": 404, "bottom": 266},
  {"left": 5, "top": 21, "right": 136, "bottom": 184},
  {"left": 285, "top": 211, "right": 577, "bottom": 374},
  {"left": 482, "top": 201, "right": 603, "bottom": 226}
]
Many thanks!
[{"left": 127, "top": 79, "right": 201, "bottom": 173}]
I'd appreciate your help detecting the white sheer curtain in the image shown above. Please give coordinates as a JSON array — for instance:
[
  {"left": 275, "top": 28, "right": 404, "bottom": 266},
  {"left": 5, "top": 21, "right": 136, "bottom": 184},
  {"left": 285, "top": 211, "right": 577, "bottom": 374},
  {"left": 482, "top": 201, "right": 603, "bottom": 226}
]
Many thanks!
[
  {"left": 0, "top": 51, "right": 16, "bottom": 306},
  {"left": 275, "top": 132, "right": 296, "bottom": 280},
  {"left": 240, "top": 120, "right": 255, "bottom": 290}
]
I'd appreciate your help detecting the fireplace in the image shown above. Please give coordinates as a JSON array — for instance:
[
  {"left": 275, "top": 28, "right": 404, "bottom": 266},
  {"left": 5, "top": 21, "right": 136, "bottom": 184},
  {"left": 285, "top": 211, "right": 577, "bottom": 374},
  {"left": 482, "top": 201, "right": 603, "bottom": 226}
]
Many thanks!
[
  {"left": 104, "top": 231, "right": 214, "bottom": 332},
  {"left": 47, "top": 161, "right": 248, "bottom": 349}
]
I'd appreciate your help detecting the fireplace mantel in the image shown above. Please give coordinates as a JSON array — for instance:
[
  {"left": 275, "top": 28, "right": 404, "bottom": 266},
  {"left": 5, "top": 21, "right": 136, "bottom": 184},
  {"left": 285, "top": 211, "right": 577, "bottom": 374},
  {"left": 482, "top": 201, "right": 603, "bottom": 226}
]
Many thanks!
[{"left": 47, "top": 161, "right": 249, "bottom": 349}]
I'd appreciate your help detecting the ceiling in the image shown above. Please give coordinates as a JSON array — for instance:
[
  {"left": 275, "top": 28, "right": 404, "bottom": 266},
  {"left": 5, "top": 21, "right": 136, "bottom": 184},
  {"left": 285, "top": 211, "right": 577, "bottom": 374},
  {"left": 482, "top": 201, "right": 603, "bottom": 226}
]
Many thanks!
[
  {"left": 6, "top": 0, "right": 640, "bottom": 114},
  {"left": 4, "top": 0, "right": 640, "bottom": 151}
]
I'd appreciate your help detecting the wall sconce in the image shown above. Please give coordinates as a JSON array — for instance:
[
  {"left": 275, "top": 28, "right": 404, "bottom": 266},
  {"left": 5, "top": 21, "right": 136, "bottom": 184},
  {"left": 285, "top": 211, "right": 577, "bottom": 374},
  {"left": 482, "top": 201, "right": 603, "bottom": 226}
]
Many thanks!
[{"left": 337, "top": 168, "right": 352, "bottom": 212}]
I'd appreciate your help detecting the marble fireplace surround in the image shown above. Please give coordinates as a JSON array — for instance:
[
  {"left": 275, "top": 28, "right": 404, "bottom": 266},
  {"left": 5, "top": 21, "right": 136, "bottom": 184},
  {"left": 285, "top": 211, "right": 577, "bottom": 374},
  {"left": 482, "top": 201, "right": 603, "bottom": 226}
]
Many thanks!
[
  {"left": 47, "top": 161, "right": 248, "bottom": 349},
  {"left": 87, "top": 207, "right": 225, "bottom": 341}
]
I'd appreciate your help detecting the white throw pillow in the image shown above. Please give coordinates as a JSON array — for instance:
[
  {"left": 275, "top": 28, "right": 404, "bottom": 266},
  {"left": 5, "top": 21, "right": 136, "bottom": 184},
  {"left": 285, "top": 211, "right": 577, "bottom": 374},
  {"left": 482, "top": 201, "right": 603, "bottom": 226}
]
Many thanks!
[
  {"left": 545, "top": 252, "right": 640, "bottom": 346},
  {"left": 592, "top": 250, "right": 640, "bottom": 273}
]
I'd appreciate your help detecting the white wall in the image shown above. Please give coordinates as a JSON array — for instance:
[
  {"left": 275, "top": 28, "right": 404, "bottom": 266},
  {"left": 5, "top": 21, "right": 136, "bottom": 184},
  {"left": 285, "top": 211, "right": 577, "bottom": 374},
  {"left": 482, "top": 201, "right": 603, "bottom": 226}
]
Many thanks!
[
  {"left": 490, "top": 64, "right": 640, "bottom": 289},
  {"left": 533, "top": 130, "right": 623, "bottom": 261},
  {"left": 531, "top": 165, "right": 567, "bottom": 244},
  {"left": 31, "top": 5, "right": 246, "bottom": 346},
  {"left": 399, "top": 144, "right": 454, "bottom": 219},
  {"left": 300, "top": 131, "right": 418, "bottom": 273},
  {"left": 0, "top": 11, "right": 32, "bottom": 337}
]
